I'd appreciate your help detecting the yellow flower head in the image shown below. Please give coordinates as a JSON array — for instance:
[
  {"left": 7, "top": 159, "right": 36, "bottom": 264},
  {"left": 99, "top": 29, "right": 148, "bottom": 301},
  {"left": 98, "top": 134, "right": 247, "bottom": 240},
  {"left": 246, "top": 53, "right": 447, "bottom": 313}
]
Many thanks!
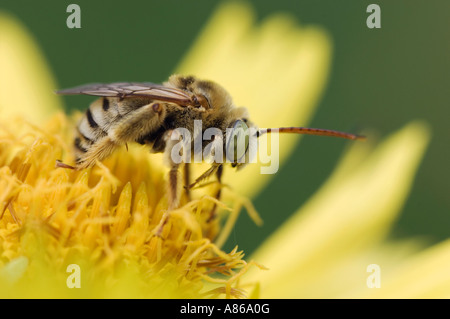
[
  {"left": 1, "top": 2, "right": 324, "bottom": 298},
  {"left": 1, "top": 2, "right": 445, "bottom": 299},
  {"left": 0, "top": 110, "right": 269, "bottom": 298}
]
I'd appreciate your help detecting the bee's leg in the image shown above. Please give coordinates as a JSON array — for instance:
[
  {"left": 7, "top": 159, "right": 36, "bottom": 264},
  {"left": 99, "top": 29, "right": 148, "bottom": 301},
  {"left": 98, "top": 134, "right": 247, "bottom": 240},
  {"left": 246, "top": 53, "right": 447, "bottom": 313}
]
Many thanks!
[
  {"left": 208, "top": 164, "right": 223, "bottom": 222},
  {"left": 186, "top": 163, "right": 222, "bottom": 222},
  {"left": 111, "top": 102, "right": 166, "bottom": 143},
  {"left": 156, "top": 134, "right": 183, "bottom": 237},
  {"left": 184, "top": 162, "right": 191, "bottom": 201},
  {"left": 56, "top": 160, "right": 76, "bottom": 169},
  {"left": 168, "top": 163, "right": 181, "bottom": 210},
  {"left": 162, "top": 129, "right": 184, "bottom": 210},
  {"left": 76, "top": 136, "right": 118, "bottom": 169},
  {"left": 187, "top": 164, "right": 220, "bottom": 190},
  {"left": 155, "top": 162, "right": 181, "bottom": 237}
]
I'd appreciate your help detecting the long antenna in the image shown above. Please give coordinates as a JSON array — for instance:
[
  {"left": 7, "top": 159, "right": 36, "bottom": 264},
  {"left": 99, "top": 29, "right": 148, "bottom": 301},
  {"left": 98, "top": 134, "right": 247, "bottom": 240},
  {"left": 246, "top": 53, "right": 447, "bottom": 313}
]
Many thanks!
[{"left": 257, "top": 127, "right": 366, "bottom": 141}]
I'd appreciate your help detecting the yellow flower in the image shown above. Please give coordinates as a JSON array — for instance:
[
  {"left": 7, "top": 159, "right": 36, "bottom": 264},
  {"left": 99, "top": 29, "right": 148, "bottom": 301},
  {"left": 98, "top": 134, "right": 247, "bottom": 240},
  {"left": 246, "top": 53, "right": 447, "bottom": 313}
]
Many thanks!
[
  {"left": 0, "top": 6, "right": 267, "bottom": 299},
  {"left": 0, "top": 113, "right": 261, "bottom": 298},
  {"left": 0, "top": 2, "right": 446, "bottom": 299}
]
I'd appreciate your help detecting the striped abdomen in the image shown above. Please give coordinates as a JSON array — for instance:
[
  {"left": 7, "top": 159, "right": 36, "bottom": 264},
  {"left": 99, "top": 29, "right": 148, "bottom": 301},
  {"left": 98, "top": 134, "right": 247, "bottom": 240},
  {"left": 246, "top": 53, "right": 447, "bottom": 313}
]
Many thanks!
[{"left": 74, "top": 96, "right": 153, "bottom": 163}]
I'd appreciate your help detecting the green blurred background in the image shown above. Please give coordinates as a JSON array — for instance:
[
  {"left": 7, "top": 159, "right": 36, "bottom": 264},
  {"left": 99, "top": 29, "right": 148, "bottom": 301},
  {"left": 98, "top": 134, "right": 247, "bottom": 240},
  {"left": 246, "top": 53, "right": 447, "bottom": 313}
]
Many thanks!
[{"left": 1, "top": 0, "right": 448, "bottom": 255}]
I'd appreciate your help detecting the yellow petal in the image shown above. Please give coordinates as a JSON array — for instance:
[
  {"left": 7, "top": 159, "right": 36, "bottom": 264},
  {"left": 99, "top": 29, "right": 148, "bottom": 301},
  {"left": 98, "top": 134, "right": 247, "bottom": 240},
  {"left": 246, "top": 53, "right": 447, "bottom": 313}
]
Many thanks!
[
  {"left": 0, "top": 13, "right": 61, "bottom": 124},
  {"left": 360, "top": 239, "right": 450, "bottom": 298},
  {"left": 175, "top": 2, "right": 331, "bottom": 197},
  {"left": 246, "top": 121, "right": 430, "bottom": 298},
  {"left": 111, "top": 182, "right": 132, "bottom": 237},
  {"left": 0, "top": 256, "right": 28, "bottom": 285}
]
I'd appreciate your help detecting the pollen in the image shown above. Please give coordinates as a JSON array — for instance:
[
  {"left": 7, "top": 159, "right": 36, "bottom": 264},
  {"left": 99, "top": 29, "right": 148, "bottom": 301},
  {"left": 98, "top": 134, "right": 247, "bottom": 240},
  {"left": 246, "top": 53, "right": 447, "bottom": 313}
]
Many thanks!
[{"left": 0, "top": 113, "right": 263, "bottom": 298}]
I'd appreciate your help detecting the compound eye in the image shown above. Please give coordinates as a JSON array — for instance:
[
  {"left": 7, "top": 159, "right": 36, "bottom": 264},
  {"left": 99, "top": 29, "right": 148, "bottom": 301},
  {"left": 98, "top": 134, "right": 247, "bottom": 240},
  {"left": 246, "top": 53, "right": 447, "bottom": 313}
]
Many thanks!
[{"left": 226, "top": 120, "right": 249, "bottom": 163}]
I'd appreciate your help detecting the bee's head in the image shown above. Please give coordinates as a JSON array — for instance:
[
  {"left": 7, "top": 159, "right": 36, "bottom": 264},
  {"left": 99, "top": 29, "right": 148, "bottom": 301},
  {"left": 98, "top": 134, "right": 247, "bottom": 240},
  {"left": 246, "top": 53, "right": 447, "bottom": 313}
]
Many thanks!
[{"left": 167, "top": 75, "right": 233, "bottom": 110}]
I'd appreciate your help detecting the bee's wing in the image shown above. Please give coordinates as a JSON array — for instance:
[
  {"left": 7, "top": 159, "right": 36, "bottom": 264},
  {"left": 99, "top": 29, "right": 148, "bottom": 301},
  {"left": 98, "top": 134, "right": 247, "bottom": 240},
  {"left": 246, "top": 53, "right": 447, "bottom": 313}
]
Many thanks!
[{"left": 56, "top": 82, "right": 196, "bottom": 106}]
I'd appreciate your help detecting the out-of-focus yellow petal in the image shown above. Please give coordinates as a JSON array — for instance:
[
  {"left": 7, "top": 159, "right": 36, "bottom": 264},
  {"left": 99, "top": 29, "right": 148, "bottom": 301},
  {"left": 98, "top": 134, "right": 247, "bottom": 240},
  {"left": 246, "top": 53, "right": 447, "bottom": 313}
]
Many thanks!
[
  {"left": 175, "top": 2, "right": 331, "bottom": 197},
  {"left": 0, "top": 256, "right": 28, "bottom": 284},
  {"left": 358, "top": 239, "right": 450, "bottom": 299},
  {"left": 0, "top": 13, "right": 61, "bottom": 124},
  {"left": 245, "top": 121, "right": 430, "bottom": 298}
]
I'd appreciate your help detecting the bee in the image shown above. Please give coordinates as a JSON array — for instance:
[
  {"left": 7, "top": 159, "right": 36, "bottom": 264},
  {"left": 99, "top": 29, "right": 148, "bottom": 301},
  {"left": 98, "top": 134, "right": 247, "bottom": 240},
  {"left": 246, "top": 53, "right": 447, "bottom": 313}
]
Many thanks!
[{"left": 57, "top": 74, "right": 365, "bottom": 212}]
